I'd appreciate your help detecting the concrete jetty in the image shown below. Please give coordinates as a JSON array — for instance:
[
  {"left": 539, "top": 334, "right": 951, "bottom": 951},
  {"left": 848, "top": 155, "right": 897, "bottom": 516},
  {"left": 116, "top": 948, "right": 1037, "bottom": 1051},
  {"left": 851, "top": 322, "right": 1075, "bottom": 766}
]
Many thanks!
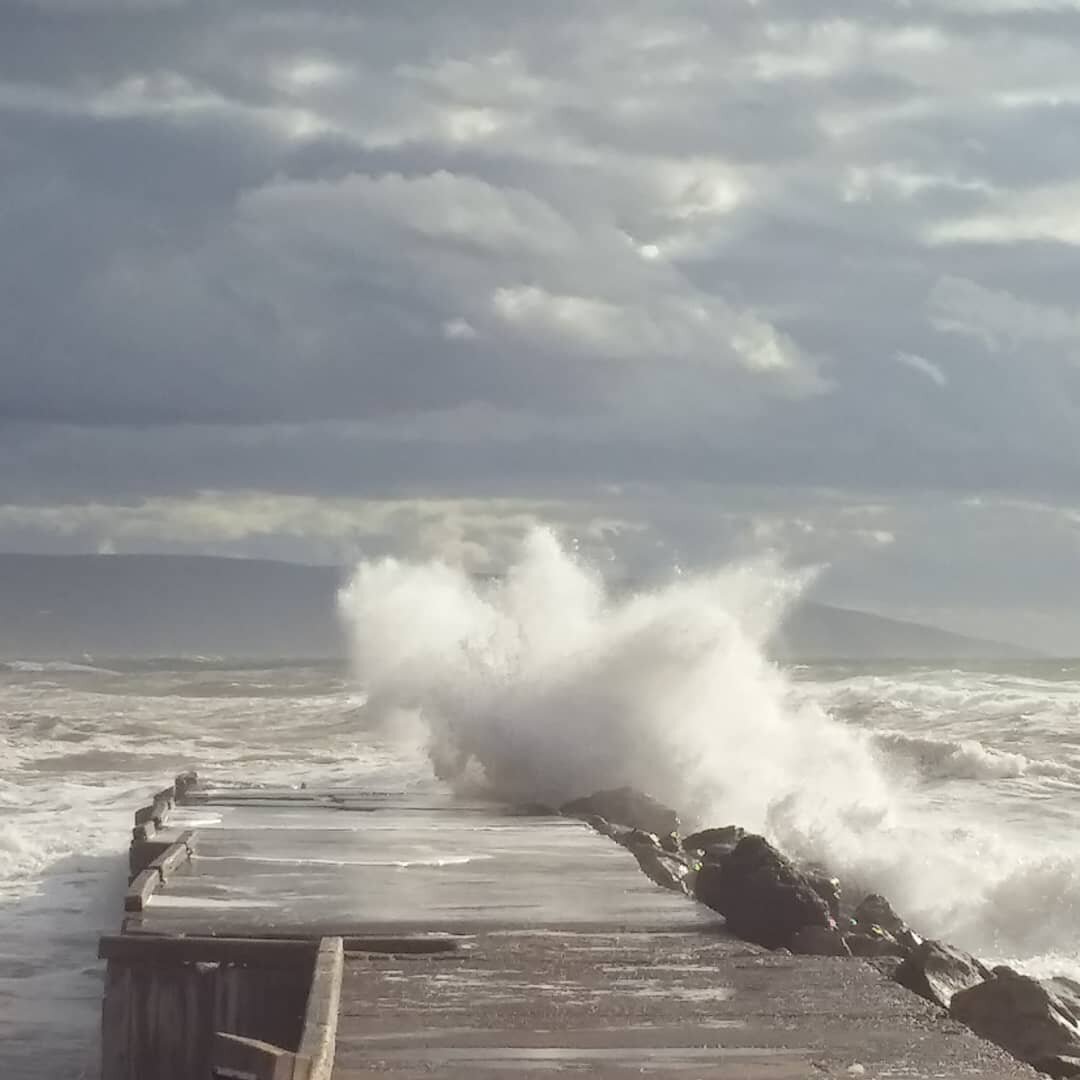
[{"left": 100, "top": 774, "right": 1038, "bottom": 1079}]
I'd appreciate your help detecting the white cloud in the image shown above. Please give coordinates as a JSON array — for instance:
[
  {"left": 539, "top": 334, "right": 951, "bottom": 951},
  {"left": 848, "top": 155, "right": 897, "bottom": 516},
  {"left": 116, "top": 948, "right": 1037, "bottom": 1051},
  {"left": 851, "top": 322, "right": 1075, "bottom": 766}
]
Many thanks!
[
  {"left": 931, "top": 276, "right": 1080, "bottom": 352},
  {"left": 895, "top": 350, "right": 948, "bottom": 387},
  {"left": 442, "top": 317, "right": 478, "bottom": 341},
  {"left": 929, "top": 182, "right": 1080, "bottom": 247},
  {"left": 490, "top": 283, "right": 819, "bottom": 386}
]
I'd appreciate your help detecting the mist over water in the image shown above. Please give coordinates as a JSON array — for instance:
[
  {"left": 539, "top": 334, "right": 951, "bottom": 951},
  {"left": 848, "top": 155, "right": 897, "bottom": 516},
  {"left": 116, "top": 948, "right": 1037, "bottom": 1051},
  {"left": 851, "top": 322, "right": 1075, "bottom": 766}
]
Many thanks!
[{"left": 340, "top": 528, "right": 1080, "bottom": 975}]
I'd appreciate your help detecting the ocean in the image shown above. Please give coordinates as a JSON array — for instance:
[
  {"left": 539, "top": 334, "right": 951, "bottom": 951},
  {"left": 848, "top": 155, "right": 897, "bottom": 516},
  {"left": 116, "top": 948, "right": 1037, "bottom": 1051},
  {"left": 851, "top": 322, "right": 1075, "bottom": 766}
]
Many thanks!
[{"left": 3, "top": 538, "right": 1079, "bottom": 1078}]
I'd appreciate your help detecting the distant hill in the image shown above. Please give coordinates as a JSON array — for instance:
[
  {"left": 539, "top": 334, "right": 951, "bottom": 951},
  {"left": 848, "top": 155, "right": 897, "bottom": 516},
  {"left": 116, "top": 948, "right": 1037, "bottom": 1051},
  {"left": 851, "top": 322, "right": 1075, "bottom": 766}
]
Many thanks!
[
  {"left": 0, "top": 553, "right": 1035, "bottom": 661},
  {"left": 771, "top": 602, "right": 1037, "bottom": 661},
  {"left": 0, "top": 553, "right": 345, "bottom": 659}
]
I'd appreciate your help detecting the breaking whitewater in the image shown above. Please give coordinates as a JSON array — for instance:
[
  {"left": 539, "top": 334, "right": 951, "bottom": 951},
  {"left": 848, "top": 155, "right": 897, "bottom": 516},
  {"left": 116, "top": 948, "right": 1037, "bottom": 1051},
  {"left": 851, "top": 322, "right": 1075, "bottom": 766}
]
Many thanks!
[{"left": 4, "top": 529, "right": 1080, "bottom": 1078}]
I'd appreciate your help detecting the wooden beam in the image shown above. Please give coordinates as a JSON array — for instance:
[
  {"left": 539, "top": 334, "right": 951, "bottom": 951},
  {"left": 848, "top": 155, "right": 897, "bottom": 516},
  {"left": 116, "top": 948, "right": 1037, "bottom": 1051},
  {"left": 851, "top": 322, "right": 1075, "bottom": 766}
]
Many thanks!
[
  {"left": 147, "top": 840, "right": 191, "bottom": 883},
  {"left": 342, "top": 935, "right": 460, "bottom": 954},
  {"left": 294, "top": 937, "right": 343, "bottom": 1080},
  {"left": 211, "top": 1032, "right": 295, "bottom": 1080},
  {"left": 123, "top": 867, "right": 161, "bottom": 912},
  {"left": 130, "top": 823, "right": 156, "bottom": 851},
  {"left": 98, "top": 934, "right": 319, "bottom": 968}
]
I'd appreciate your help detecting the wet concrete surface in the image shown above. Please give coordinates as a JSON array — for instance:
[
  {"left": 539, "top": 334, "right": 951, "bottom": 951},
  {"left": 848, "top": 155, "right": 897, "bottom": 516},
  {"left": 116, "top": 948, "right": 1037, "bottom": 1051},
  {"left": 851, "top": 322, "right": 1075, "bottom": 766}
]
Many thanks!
[
  {"left": 134, "top": 783, "right": 1037, "bottom": 1078},
  {"left": 134, "top": 789, "right": 716, "bottom": 936},
  {"left": 334, "top": 931, "right": 1036, "bottom": 1078}
]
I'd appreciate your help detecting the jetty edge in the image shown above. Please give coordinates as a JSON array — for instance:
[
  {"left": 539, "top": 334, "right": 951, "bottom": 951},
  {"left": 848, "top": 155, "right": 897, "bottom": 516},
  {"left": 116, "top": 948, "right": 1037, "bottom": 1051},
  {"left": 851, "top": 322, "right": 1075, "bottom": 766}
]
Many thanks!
[{"left": 98, "top": 772, "right": 1038, "bottom": 1079}]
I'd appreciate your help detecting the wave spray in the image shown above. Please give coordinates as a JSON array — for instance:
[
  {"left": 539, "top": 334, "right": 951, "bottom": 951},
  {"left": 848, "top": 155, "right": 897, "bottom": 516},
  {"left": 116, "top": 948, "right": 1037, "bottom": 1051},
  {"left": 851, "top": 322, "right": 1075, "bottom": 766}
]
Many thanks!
[
  {"left": 339, "top": 527, "right": 1080, "bottom": 967},
  {"left": 338, "top": 528, "right": 892, "bottom": 834}
]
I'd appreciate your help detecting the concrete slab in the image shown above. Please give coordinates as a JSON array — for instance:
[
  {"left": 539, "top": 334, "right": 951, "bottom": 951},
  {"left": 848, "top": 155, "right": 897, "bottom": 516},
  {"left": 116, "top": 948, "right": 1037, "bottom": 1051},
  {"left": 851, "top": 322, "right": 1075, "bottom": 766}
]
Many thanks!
[{"left": 334, "top": 931, "right": 1037, "bottom": 1079}]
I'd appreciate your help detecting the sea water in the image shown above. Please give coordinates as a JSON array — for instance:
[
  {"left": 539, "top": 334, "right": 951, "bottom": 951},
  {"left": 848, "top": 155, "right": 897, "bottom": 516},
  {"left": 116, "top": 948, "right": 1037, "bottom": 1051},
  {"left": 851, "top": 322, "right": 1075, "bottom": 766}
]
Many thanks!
[{"left": 4, "top": 531, "right": 1080, "bottom": 1077}]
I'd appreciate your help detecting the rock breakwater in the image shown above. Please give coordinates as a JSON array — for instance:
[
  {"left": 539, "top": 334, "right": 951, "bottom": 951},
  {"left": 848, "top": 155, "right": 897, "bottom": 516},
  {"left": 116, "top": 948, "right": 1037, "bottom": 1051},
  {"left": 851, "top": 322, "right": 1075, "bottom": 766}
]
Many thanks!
[{"left": 559, "top": 785, "right": 1079, "bottom": 1079}]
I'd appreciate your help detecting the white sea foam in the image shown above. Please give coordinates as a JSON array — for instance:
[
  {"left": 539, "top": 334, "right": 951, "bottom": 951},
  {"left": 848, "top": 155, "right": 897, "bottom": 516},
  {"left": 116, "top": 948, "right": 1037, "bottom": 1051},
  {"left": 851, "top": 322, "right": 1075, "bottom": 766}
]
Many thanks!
[
  {"left": 870, "top": 730, "right": 1075, "bottom": 781},
  {"left": 3, "top": 660, "right": 120, "bottom": 675}
]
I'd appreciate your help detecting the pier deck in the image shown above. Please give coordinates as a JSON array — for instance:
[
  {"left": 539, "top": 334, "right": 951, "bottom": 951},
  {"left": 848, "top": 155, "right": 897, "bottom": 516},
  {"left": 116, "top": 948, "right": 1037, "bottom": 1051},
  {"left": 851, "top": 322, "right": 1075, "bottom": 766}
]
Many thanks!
[{"left": 105, "top": 778, "right": 1037, "bottom": 1079}]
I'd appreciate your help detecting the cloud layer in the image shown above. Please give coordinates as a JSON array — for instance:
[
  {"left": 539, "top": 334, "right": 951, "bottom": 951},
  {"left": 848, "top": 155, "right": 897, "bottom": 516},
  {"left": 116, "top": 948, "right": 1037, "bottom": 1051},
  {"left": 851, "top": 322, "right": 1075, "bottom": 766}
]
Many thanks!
[{"left": 6, "top": 1, "right": 1080, "bottom": 647}]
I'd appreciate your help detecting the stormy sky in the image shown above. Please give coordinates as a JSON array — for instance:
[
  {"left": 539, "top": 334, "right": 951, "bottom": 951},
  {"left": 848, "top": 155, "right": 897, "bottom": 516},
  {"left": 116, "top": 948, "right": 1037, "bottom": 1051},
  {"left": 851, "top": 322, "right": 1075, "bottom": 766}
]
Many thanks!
[{"left": 5, "top": 0, "right": 1080, "bottom": 650}]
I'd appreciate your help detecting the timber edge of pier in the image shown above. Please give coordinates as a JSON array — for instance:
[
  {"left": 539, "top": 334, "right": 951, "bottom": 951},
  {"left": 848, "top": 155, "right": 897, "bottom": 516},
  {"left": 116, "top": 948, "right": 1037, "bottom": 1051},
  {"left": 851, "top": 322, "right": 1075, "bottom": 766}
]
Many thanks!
[{"left": 100, "top": 771, "right": 345, "bottom": 1080}]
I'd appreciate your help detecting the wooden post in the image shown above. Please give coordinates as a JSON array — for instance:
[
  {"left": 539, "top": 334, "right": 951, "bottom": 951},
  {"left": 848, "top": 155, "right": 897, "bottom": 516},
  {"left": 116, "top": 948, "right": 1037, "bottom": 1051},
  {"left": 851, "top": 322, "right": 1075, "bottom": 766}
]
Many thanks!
[{"left": 211, "top": 1032, "right": 295, "bottom": 1080}]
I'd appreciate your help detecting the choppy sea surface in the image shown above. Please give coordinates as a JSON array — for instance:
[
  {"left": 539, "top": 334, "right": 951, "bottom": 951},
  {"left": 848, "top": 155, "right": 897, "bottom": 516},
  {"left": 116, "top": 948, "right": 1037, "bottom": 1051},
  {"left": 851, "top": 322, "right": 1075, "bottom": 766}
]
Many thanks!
[{"left": 3, "top": 654, "right": 1080, "bottom": 1078}]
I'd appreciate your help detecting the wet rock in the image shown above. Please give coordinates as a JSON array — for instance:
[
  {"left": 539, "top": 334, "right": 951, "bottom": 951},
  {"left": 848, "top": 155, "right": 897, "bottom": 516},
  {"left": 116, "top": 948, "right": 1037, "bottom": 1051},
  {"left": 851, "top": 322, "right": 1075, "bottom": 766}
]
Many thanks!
[
  {"left": 806, "top": 871, "right": 842, "bottom": 921},
  {"left": 694, "top": 834, "right": 832, "bottom": 949},
  {"left": 683, "top": 825, "right": 745, "bottom": 856},
  {"left": 790, "top": 925, "right": 852, "bottom": 956},
  {"left": 844, "top": 926, "right": 908, "bottom": 958},
  {"left": 1048, "top": 977, "right": 1080, "bottom": 1018},
  {"left": 894, "top": 939, "right": 992, "bottom": 1008},
  {"left": 853, "top": 893, "right": 908, "bottom": 938},
  {"left": 950, "top": 967, "right": 1080, "bottom": 1078},
  {"left": 560, "top": 787, "right": 679, "bottom": 838},
  {"left": 619, "top": 829, "right": 696, "bottom": 895},
  {"left": 583, "top": 814, "right": 619, "bottom": 839}
]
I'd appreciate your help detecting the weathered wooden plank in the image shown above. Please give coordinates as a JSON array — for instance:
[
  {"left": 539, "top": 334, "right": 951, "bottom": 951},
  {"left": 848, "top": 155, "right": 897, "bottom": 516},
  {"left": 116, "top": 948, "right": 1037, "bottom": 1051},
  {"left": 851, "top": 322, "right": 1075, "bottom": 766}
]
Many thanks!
[
  {"left": 100, "top": 962, "right": 132, "bottom": 1080},
  {"left": 148, "top": 840, "right": 191, "bottom": 882},
  {"left": 210, "top": 1032, "right": 296, "bottom": 1080},
  {"left": 99, "top": 934, "right": 320, "bottom": 968},
  {"left": 124, "top": 867, "right": 162, "bottom": 912},
  {"left": 343, "top": 936, "right": 460, "bottom": 954},
  {"left": 294, "top": 937, "right": 342, "bottom": 1080},
  {"left": 130, "top": 821, "right": 155, "bottom": 844}
]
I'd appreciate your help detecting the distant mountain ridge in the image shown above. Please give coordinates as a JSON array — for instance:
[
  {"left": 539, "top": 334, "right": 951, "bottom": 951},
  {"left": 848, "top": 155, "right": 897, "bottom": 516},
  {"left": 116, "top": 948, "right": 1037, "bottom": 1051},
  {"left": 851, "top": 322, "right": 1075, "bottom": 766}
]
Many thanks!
[{"left": 0, "top": 553, "right": 1035, "bottom": 661}]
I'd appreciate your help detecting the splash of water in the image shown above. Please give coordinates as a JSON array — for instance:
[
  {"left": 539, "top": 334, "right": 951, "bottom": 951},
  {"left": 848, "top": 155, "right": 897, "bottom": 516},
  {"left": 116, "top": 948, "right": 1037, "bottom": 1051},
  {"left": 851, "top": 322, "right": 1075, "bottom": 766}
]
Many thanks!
[
  {"left": 337, "top": 528, "right": 1080, "bottom": 969},
  {"left": 338, "top": 527, "right": 895, "bottom": 834}
]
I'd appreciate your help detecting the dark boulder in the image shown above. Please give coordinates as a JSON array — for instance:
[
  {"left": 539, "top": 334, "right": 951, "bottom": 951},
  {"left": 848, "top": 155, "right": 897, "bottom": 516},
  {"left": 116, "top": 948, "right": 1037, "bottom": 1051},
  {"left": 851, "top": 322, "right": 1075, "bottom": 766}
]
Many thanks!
[
  {"left": 805, "top": 871, "right": 842, "bottom": 921},
  {"left": 1048, "top": 977, "right": 1080, "bottom": 1018},
  {"left": 619, "top": 829, "right": 696, "bottom": 895},
  {"left": 894, "top": 939, "right": 992, "bottom": 1008},
  {"left": 844, "top": 926, "right": 908, "bottom": 958},
  {"left": 694, "top": 834, "right": 832, "bottom": 949},
  {"left": 790, "top": 925, "right": 852, "bottom": 956},
  {"left": 683, "top": 825, "right": 745, "bottom": 856},
  {"left": 951, "top": 967, "right": 1080, "bottom": 1078},
  {"left": 853, "top": 893, "right": 908, "bottom": 938},
  {"left": 583, "top": 814, "right": 619, "bottom": 839},
  {"left": 560, "top": 787, "right": 679, "bottom": 838}
]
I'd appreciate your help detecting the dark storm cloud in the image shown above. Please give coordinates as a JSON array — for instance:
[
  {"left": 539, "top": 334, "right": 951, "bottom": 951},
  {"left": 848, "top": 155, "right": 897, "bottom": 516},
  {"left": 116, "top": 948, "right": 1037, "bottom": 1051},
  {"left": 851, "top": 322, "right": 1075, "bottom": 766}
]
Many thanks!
[{"left": 7, "top": 0, "right": 1080, "bottom": 644}]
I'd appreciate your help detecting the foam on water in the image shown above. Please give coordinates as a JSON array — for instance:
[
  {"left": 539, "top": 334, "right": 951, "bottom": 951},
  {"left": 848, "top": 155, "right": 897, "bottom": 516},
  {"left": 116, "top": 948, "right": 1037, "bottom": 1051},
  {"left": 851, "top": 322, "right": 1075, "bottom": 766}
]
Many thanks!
[{"left": 869, "top": 729, "right": 1076, "bottom": 781}]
